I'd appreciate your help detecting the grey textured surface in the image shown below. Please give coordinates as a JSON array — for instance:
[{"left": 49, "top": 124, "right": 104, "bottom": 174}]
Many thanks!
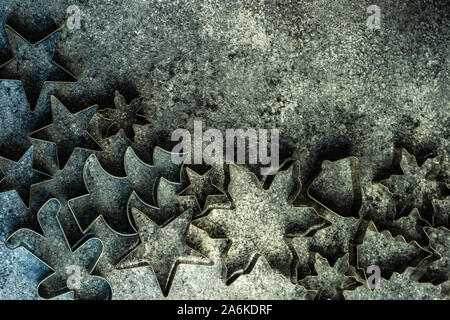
[{"left": 68, "top": 146, "right": 182, "bottom": 233}]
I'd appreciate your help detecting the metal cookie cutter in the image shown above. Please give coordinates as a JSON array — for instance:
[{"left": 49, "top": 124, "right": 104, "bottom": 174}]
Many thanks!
[{"left": 5, "top": 198, "right": 111, "bottom": 300}]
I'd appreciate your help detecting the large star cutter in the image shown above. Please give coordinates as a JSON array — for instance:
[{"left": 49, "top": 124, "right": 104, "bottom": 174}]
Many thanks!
[{"left": 30, "top": 96, "right": 102, "bottom": 169}]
